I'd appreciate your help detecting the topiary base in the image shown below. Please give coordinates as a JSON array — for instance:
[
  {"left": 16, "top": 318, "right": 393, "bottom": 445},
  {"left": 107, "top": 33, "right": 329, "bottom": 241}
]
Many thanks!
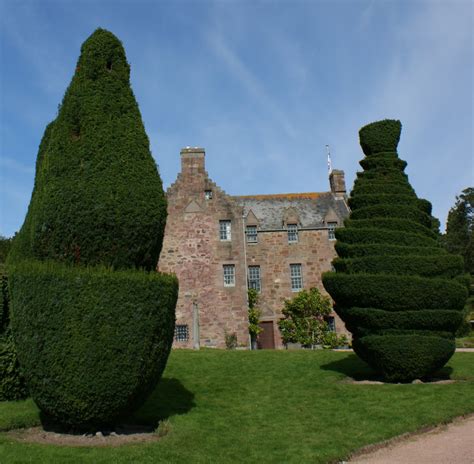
[
  {"left": 352, "top": 334, "right": 455, "bottom": 383},
  {"left": 9, "top": 260, "right": 178, "bottom": 429}
]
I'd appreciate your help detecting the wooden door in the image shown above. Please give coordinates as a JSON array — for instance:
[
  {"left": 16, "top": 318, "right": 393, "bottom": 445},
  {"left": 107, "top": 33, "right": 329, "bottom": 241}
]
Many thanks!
[{"left": 257, "top": 321, "right": 275, "bottom": 349}]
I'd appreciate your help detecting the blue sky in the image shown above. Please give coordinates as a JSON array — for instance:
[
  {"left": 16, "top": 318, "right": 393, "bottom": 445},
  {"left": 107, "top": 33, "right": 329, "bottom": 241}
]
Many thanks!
[{"left": 1, "top": 0, "right": 472, "bottom": 237}]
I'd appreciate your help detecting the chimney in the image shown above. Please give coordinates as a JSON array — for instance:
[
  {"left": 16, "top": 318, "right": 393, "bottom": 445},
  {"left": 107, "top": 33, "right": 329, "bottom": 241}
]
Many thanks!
[
  {"left": 180, "top": 147, "right": 205, "bottom": 176},
  {"left": 329, "top": 169, "right": 346, "bottom": 198}
]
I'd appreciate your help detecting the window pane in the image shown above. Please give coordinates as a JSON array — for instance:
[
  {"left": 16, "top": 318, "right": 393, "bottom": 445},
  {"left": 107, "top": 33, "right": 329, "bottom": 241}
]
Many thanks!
[
  {"left": 248, "top": 265, "right": 261, "bottom": 292},
  {"left": 223, "top": 264, "right": 235, "bottom": 287},
  {"left": 290, "top": 264, "right": 303, "bottom": 291},
  {"left": 220, "top": 220, "right": 231, "bottom": 240},
  {"left": 328, "top": 222, "right": 337, "bottom": 240},
  {"left": 175, "top": 324, "right": 189, "bottom": 342},
  {"left": 205, "top": 190, "right": 213, "bottom": 200},
  {"left": 246, "top": 225, "right": 257, "bottom": 243},
  {"left": 288, "top": 224, "right": 298, "bottom": 243}
]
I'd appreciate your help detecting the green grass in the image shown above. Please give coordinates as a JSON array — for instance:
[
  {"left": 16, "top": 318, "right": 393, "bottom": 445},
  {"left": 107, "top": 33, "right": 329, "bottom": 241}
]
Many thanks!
[{"left": 1, "top": 350, "right": 474, "bottom": 463}]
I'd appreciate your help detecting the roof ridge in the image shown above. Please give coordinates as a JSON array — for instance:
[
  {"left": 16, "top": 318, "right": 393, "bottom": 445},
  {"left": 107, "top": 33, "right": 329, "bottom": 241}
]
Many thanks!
[{"left": 235, "top": 192, "right": 327, "bottom": 200}]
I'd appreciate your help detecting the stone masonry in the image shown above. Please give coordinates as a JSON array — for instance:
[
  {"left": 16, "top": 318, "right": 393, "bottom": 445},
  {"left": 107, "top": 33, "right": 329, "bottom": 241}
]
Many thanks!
[{"left": 158, "top": 147, "right": 350, "bottom": 349}]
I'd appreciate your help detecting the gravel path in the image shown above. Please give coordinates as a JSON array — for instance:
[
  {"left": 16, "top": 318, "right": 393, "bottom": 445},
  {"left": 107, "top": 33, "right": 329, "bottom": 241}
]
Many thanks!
[{"left": 349, "top": 415, "right": 474, "bottom": 463}]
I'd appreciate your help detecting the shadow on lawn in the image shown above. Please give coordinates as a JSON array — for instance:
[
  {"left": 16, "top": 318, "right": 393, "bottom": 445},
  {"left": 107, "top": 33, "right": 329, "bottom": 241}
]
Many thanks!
[
  {"left": 321, "top": 354, "right": 453, "bottom": 382},
  {"left": 132, "top": 377, "right": 196, "bottom": 427}
]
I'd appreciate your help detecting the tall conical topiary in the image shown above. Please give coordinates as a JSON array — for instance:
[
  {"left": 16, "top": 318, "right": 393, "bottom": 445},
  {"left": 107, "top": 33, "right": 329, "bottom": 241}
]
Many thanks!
[
  {"left": 323, "top": 120, "right": 468, "bottom": 382},
  {"left": 8, "top": 29, "right": 178, "bottom": 428}
]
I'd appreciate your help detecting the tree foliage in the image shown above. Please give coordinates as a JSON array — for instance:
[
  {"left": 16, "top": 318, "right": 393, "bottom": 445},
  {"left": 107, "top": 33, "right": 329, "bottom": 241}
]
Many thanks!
[
  {"left": 444, "top": 188, "right": 474, "bottom": 274},
  {"left": 323, "top": 119, "right": 467, "bottom": 382},
  {"left": 7, "top": 29, "right": 177, "bottom": 429},
  {"left": 278, "top": 288, "right": 333, "bottom": 348}
]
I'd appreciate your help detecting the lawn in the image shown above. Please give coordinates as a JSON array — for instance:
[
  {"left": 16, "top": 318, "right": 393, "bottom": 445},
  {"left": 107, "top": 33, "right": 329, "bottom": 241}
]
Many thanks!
[{"left": 1, "top": 350, "right": 473, "bottom": 463}]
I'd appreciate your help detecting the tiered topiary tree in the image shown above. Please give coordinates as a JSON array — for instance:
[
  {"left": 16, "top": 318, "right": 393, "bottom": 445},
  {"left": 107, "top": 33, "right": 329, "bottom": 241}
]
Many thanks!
[
  {"left": 7, "top": 29, "right": 178, "bottom": 429},
  {"left": 323, "top": 119, "right": 468, "bottom": 382}
]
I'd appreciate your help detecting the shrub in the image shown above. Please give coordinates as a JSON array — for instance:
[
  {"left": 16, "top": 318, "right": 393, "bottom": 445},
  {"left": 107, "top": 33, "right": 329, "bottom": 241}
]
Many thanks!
[
  {"left": 8, "top": 29, "right": 177, "bottom": 429},
  {"left": 9, "top": 261, "right": 177, "bottom": 426},
  {"left": 278, "top": 288, "right": 332, "bottom": 348},
  {"left": 323, "top": 119, "right": 466, "bottom": 382}
]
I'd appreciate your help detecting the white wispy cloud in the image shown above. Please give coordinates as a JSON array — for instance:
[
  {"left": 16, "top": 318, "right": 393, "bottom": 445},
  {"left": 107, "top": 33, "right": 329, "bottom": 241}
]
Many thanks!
[{"left": 204, "top": 29, "right": 298, "bottom": 139}]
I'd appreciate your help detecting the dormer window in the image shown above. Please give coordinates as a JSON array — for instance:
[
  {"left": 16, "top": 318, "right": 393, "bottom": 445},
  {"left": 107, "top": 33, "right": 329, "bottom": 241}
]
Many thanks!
[
  {"left": 246, "top": 225, "right": 258, "bottom": 243},
  {"left": 328, "top": 222, "right": 337, "bottom": 240},
  {"left": 205, "top": 189, "right": 213, "bottom": 200},
  {"left": 287, "top": 224, "right": 298, "bottom": 243}
]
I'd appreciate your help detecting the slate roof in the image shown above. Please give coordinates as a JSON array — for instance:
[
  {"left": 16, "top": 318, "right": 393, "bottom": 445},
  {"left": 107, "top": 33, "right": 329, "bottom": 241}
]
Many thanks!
[{"left": 235, "top": 192, "right": 350, "bottom": 230}]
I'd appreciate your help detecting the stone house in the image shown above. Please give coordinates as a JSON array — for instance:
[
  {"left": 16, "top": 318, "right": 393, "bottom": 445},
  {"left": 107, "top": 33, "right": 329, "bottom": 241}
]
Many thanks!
[{"left": 157, "top": 147, "right": 350, "bottom": 349}]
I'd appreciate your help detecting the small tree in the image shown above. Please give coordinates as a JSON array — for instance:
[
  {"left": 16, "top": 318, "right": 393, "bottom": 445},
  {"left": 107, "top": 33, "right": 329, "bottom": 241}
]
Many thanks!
[
  {"left": 248, "top": 289, "right": 262, "bottom": 350},
  {"left": 278, "top": 288, "right": 332, "bottom": 348}
]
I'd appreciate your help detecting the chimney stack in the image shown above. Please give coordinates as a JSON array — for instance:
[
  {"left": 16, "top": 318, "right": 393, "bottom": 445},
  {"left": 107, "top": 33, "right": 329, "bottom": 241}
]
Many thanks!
[
  {"left": 180, "top": 147, "right": 205, "bottom": 176},
  {"left": 329, "top": 169, "right": 346, "bottom": 198}
]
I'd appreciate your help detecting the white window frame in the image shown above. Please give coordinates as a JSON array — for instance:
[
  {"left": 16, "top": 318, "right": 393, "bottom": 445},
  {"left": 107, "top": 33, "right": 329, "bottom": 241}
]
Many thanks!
[
  {"left": 290, "top": 263, "right": 303, "bottom": 292},
  {"left": 246, "top": 225, "right": 258, "bottom": 243},
  {"left": 287, "top": 223, "right": 298, "bottom": 243},
  {"left": 219, "top": 220, "right": 232, "bottom": 241},
  {"left": 248, "top": 265, "right": 261, "bottom": 292},
  {"left": 205, "top": 189, "right": 213, "bottom": 200},
  {"left": 223, "top": 264, "right": 235, "bottom": 287},
  {"left": 328, "top": 222, "right": 337, "bottom": 240}
]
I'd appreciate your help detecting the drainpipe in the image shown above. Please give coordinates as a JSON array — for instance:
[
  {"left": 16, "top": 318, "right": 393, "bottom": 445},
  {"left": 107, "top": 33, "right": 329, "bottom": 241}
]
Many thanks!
[{"left": 242, "top": 212, "right": 251, "bottom": 349}]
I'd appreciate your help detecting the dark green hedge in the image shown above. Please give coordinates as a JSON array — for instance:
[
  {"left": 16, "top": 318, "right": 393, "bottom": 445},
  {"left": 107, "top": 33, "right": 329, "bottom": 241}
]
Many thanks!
[
  {"left": 10, "top": 29, "right": 167, "bottom": 271},
  {"left": 0, "top": 330, "right": 28, "bottom": 401},
  {"left": 332, "top": 254, "right": 463, "bottom": 278},
  {"left": 343, "top": 308, "right": 464, "bottom": 332},
  {"left": 351, "top": 181, "right": 415, "bottom": 196},
  {"left": 348, "top": 194, "right": 432, "bottom": 215},
  {"left": 350, "top": 204, "right": 432, "bottom": 228},
  {"left": 0, "top": 266, "right": 28, "bottom": 401},
  {"left": 323, "top": 273, "right": 467, "bottom": 312},
  {"left": 335, "top": 242, "right": 446, "bottom": 259},
  {"left": 352, "top": 335, "right": 455, "bottom": 382},
  {"left": 335, "top": 227, "right": 438, "bottom": 248},
  {"left": 343, "top": 218, "right": 436, "bottom": 239},
  {"left": 359, "top": 119, "right": 401, "bottom": 156},
  {"left": 359, "top": 156, "right": 407, "bottom": 171},
  {"left": 9, "top": 260, "right": 178, "bottom": 428},
  {"left": 323, "top": 119, "right": 466, "bottom": 382},
  {"left": 7, "top": 29, "right": 177, "bottom": 428}
]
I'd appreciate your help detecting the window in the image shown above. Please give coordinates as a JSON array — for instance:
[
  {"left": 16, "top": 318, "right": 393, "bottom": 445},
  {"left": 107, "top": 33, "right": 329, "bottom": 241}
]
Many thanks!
[
  {"left": 205, "top": 189, "right": 213, "bottom": 200},
  {"left": 328, "top": 222, "right": 337, "bottom": 240},
  {"left": 248, "top": 265, "right": 261, "bottom": 292},
  {"left": 287, "top": 224, "right": 298, "bottom": 243},
  {"left": 219, "top": 220, "right": 231, "bottom": 241},
  {"left": 326, "top": 316, "right": 336, "bottom": 332},
  {"left": 246, "top": 225, "right": 258, "bottom": 243},
  {"left": 175, "top": 324, "right": 189, "bottom": 342},
  {"left": 223, "top": 264, "right": 235, "bottom": 287},
  {"left": 290, "top": 264, "right": 303, "bottom": 291}
]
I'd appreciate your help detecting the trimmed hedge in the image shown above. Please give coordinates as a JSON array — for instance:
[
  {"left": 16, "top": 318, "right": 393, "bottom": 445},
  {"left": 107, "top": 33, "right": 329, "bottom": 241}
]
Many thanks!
[
  {"left": 350, "top": 204, "right": 433, "bottom": 228},
  {"left": 359, "top": 119, "right": 402, "bottom": 156},
  {"left": 323, "top": 273, "right": 466, "bottom": 312},
  {"left": 323, "top": 119, "right": 466, "bottom": 382},
  {"left": 8, "top": 29, "right": 177, "bottom": 429},
  {"left": 343, "top": 308, "right": 464, "bottom": 332},
  {"left": 335, "top": 227, "right": 438, "bottom": 248},
  {"left": 335, "top": 242, "right": 446, "bottom": 259},
  {"left": 0, "top": 266, "right": 28, "bottom": 401},
  {"left": 348, "top": 194, "right": 432, "bottom": 215},
  {"left": 343, "top": 218, "right": 437, "bottom": 239},
  {"left": 332, "top": 254, "right": 464, "bottom": 278},
  {"left": 10, "top": 29, "right": 167, "bottom": 271},
  {"left": 9, "top": 261, "right": 177, "bottom": 428},
  {"left": 352, "top": 335, "right": 455, "bottom": 382}
]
